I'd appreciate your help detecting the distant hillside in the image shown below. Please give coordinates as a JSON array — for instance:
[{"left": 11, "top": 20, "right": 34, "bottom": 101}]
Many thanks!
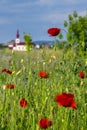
[
  {"left": 33, "top": 40, "right": 59, "bottom": 45},
  {"left": 0, "top": 43, "right": 8, "bottom": 49}
]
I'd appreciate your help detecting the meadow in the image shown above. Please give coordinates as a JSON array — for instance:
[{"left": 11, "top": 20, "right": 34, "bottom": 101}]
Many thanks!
[{"left": 0, "top": 48, "right": 87, "bottom": 130}]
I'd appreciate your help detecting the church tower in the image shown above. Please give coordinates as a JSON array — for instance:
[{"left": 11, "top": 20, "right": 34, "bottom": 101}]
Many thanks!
[{"left": 15, "top": 30, "right": 20, "bottom": 44}]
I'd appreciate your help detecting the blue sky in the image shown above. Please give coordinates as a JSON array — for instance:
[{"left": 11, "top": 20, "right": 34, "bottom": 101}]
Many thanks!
[{"left": 0, "top": 0, "right": 87, "bottom": 43}]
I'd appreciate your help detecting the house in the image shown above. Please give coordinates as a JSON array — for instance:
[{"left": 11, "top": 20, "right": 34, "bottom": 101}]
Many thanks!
[
  {"left": 8, "top": 40, "right": 15, "bottom": 49},
  {"left": 35, "top": 44, "right": 40, "bottom": 49},
  {"left": 8, "top": 30, "right": 35, "bottom": 51}
]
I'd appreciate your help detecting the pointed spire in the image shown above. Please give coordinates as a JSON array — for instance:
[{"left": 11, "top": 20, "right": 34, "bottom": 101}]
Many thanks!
[
  {"left": 16, "top": 30, "right": 20, "bottom": 38},
  {"left": 15, "top": 30, "right": 20, "bottom": 44}
]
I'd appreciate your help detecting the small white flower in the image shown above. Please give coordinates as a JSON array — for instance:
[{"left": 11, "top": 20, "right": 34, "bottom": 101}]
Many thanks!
[{"left": 3, "top": 85, "right": 6, "bottom": 90}]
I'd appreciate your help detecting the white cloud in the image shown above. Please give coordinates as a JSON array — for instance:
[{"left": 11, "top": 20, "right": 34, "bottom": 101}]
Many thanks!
[
  {"left": 36, "top": 0, "right": 83, "bottom": 6},
  {"left": 39, "top": 11, "right": 69, "bottom": 24},
  {"left": 78, "top": 10, "right": 87, "bottom": 16},
  {"left": 36, "top": 0, "right": 87, "bottom": 8},
  {"left": 37, "top": 0, "right": 55, "bottom": 6},
  {"left": 38, "top": 9, "right": 87, "bottom": 26},
  {"left": 0, "top": 18, "right": 10, "bottom": 24},
  {"left": 0, "top": 0, "right": 7, "bottom": 4}
]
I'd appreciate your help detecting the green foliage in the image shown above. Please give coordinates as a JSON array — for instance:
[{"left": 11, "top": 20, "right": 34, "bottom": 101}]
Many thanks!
[
  {"left": 73, "top": 11, "right": 78, "bottom": 18},
  {"left": 0, "top": 49, "right": 87, "bottom": 130},
  {"left": 58, "top": 33, "right": 63, "bottom": 39},
  {"left": 64, "top": 10, "right": 87, "bottom": 50},
  {"left": 23, "top": 33, "right": 32, "bottom": 51},
  {"left": 64, "top": 21, "right": 68, "bottom": 27},
  {"left": 68, "top": 14, "right": 73, "bottom": 21},
  {"left": 57, "top": 41, "right": 68, "bottom": 49}
]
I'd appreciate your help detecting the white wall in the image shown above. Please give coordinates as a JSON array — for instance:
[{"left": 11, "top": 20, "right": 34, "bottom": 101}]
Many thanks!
[{"left": 13, "top": 45, "right": 26, "bottom": 51}]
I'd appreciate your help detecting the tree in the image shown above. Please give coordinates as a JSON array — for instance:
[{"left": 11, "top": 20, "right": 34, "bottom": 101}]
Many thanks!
[
  {"left": 64, "top": 11, "right": 87, "bottom": 51},
  {"left": 23, "top": 33, "right": 32, "bottom": 51}
]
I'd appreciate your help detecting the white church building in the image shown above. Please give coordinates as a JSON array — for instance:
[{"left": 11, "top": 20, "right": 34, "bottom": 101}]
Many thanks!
[{"left": 8, "top": 30, "right": 35, "bottom": 51}]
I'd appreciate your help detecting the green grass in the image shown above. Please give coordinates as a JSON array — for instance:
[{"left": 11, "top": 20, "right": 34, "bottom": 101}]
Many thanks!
[{"left": 0, "top": 48, "right": 87, "bottom": 130}]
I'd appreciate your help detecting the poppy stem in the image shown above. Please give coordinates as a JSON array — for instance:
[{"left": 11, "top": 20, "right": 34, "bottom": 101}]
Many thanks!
[{"left": 54, "top": 36, "right": 57, "bottom": 51}]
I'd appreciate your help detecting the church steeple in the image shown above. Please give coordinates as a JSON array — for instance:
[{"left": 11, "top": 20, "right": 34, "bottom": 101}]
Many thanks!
[
  {"left": 16, "top": 30, "right": 20, "bottom": 38},
  {"left": 15, "top": 30, "right": 20, "bottom": 44}
]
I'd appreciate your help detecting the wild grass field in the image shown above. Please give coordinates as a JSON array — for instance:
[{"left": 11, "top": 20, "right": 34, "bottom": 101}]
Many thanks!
[{"left": 0, "top": 48, "right": 87, "bottom": 130}]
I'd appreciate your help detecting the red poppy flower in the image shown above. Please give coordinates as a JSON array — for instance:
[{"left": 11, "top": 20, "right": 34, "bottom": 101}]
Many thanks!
[
  {"left": 38, "top": 118, "right": 52, "bottom": 129},
  {"left": 48, "top": 28, "right": 61, "bottom": 36},
  {"left": 20, "top": 98, "right": 28, "bottom": 107},
  {"left": 79, "top": 71, "right": 84, "bottom": 78},
  {"left": 6, "top": 84, "right": 16, "bottom": 89},
  {"left": 6, "top": 70, "right": 12, "bottom": 74},
  {"left": 1, "top": 69, "right": 7, "bottom": 73},
  {"left": 55, "top": 93, "right": 77, "bottom": 109},
  {"left": 38, "top": 71, "right": 49, "bottom": 78},
  {"left": 1, "top": 68, "right": 12, "bottom": 74}
]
